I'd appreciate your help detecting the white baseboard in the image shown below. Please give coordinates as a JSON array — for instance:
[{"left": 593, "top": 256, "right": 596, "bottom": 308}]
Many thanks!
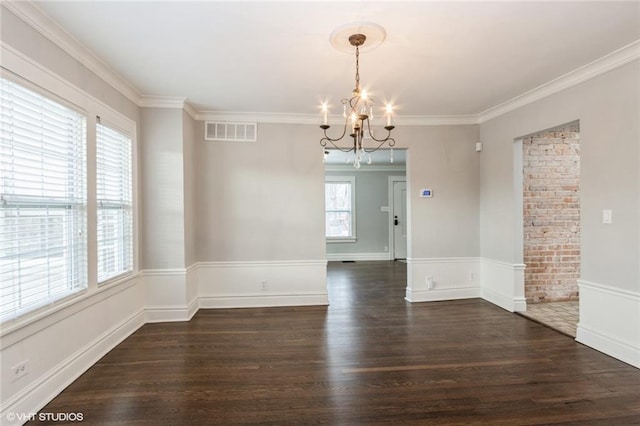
[
  {"left": 200, "top": 293, "right": 329, "bottom": 309},
  {"left": 480, "top": 258, "right": 527, "bottom": 312},
  {"left": 1, "top": 310, "right": 145, "bottom": 425},
  {"left": 405, "top": 258, "right": 480, "bottom": 303},
  {"left": 198, "top": 260, "right": 328, "bottom": 309},
  {"left": 405, "top": 286, "right": 481, "bottom": 303},
  {"left": 143, "top": 268, "right": 199, "bottom": 322},
  {"left": 326, "top": 252, "right": 390, "bottom": 261},
  {"left": 576, "top": 280, "right": 639, "bottom": 368},
  {"left": 145, "top": 297, "right": 200, "bottom": 323}
]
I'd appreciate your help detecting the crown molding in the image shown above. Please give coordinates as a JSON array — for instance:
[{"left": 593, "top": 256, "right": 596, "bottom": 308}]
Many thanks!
[
  {"left": 394, "top": 115, "right": 479, "bottom": 126},
  {"left": 195, "top": 111, "right": 320, "bottom": 124},
  {"left": 2, "top": 1, "right": 143, "bottom": 106},
  {"left": 183, "top": 102, "right": 198, "bottom": 120},
  {"left": 138, "top": 96, "right": 188, "bottom": 109},
  {"left": 139, "top": 96, "right": 199, "bottom": 120},
  {"left": 195, "top": 111, "right": 479, "bottom": 125},
  {"left": 478, "top": 39, "right": 640, "bottom": 123}
]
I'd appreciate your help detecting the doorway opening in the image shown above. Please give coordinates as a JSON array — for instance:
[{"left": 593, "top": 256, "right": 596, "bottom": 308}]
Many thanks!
[
  {"left": 323, "top": 148, "right": 408, "bottom": 293},
  {"left": 516, "top": 121, "right": 581, "bottom": 336}
]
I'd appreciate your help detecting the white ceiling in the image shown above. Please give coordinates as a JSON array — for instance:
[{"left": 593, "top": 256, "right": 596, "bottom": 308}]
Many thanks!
[{"left": 31, "top": 1, "right": 640, "bottom": 118}]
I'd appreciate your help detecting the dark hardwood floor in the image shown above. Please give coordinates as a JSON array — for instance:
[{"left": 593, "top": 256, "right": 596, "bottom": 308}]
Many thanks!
[{"left": 34, "top": 261, "right": 640, "bottom": 425}]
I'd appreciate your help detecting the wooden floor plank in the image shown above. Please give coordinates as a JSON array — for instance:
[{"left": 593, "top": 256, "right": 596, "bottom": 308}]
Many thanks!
[{"left": 31, "top": 261, "right": 640, "bottom": 424}]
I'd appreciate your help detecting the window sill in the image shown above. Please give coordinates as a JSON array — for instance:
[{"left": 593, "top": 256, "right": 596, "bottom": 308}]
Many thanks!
[{"left": 326, "top": 237, "right": 357, "bottom": 243}]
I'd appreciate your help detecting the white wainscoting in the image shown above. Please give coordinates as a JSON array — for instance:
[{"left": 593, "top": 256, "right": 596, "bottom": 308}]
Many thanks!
[
  {"left": 576, "top": 280, "right": 640, "bottom": 368},
  {"left": 405, "top": 258, "right": 480, "bottom": 302},
  {"left": 326, "top": 253, "right": 390, "bottom": 262},
  {"left": 480, "top": 258, "right": 527, "bottom": 312},
  {"left": 143, "top": 269, "right": 198, "bottom": 322},
  {"left": 198, "top": 260, "right": 329, "bottom": 308},
  {"left": 1, "top": 278, "right": 145, "bottom": 426}
]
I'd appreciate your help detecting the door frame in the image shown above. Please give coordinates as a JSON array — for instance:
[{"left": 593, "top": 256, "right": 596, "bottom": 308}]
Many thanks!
[{"left": 388, "top": 176, "right": 407, "bottom": 260}]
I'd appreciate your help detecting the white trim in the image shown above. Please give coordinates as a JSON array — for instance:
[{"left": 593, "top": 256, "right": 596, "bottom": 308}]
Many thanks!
[
  {"left": 576, "top": 280, "right": 640, "bottom": 368},
  {"left": 139, "top": 96, "right": 188, "bottom": 109},
  {"left": 407, "top": 257, "right": 480, "bottom": 264},
  {"left": 326, "top": 253, "right": 390, "bottom": 262},
  {"left": 3, "top": 1, "right": 142, "bottom": 106},
  {"left": 145, "top": 297, "right": 199, "bottom": 323},
  {"left": 479, "top": 40, "right": 640, "bottom": 123},
  {"left": 405, "top": 257, "right": 480, "bottom": 303},
  {"left": 199, "top": 294, "right": 329, "bottom": 309},
  {"left": 479, "top": 258, "right": 527, "bottom": 312},
  {"left": 198, "top": 260, "right": 327, "bottom": 268},
  {"left": 197, "top": 260, "right": 328, "bottom": 309},
  {"left": 405, "top": 286, "right": 481, "bottom": 303},
  {"left": 0, "top": 310, "right": 145, "bottom": 424},
  {"left": 0, "top": 277, "right": 141, "bottom": 347},
  {"left": 141, "top": 268, "right": 188, "bottom": 276}
]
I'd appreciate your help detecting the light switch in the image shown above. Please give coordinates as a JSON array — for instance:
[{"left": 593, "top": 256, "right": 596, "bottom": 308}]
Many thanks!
[{"left": 602, "top": 209, "right": 612, "bottom": 224}]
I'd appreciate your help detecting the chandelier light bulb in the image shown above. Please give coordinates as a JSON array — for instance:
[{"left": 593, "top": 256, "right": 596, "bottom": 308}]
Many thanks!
[
  {"left": 385, "top": 103, "right": 393, "bottom": 127},
  {"left": 321, "top": 102, "right": 328, "bottom": 125}
]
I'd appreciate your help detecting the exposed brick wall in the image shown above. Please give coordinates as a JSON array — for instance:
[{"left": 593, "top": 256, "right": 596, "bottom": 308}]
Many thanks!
[{"left": 523, "top": 125, "right": 580, "bottom": 303}]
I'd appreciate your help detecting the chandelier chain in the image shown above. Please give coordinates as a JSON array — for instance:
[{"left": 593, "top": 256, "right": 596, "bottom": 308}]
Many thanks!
[{"left": 355, "top": 46, "right": 360, "bottom": 92}]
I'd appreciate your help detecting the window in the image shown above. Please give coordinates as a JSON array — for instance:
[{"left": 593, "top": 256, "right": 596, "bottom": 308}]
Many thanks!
[
  {"left": 0, "top": 77, "right": 87, "bottom": 321},
  {"left": 325, "top": 176, "right": 356, "bottom": 241},
  {"left": 96, "top": 122, "right": 133, "bottom": 283}
]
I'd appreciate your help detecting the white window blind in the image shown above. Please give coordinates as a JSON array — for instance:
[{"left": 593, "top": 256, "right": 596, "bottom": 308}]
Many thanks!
[
  {"left": 0, "top": 77, "right": 87, "bottom": 321},
  {"left": 96, "top": 122, "right": 132, "bottom": 283}
]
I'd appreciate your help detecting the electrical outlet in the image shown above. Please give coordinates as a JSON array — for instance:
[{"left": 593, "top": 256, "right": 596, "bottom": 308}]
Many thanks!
[
  {"left": 426, "top": 276, "right": 434, "bottom": 290},
  {"left": 384, "top": 246, "right": 388, "bottom": 252},
  {"left": 260, "top": 281, "right": 268, "bottom": 291},
  {"left": 469, "top": 272, "right": 477, "bottom": 282},
  {"left": 11, "top": 360, "right": 29, "bottom": 382}
]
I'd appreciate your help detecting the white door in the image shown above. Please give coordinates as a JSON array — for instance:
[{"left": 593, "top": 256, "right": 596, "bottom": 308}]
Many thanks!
[{"left": 393, "top": 181, "right": 407, "bottom": 259}]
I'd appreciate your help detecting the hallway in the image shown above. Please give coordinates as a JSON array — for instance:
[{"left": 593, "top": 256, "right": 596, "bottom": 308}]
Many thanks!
[{"left": 34, "top": 261, "right": 640, "bottom": 424}]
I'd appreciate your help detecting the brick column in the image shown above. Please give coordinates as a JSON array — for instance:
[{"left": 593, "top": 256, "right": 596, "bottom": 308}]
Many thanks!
[{"left": 523, "top": 124, "right": 580, "bottom": 303}]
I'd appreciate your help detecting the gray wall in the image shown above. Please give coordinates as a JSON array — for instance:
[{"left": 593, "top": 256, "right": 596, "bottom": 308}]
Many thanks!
[
  {"left": 140, "top": 108, "right": 186, "bottom": 269},
  {"left": 479, "top": 61, "right": 639, "bottom": 291},
  {"left": 195, "top": 123, "right": 326, "bottom": 262},
  {"left": 396, "top": 125, "right": 481, "bottom": 259},
  {"left": 325, "top": 169, "right": 404, "bottom": 256},
  {"left": 183, "top": 111, "right": 197, "bottom": 268},
  {"left": 194, "top": 123, "right": 480, "bottom": 262}
]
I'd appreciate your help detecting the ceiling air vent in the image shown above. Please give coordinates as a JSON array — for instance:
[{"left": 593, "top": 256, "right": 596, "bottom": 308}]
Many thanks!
[{"left": 205, "top": 121, "right": 257, "bottom": 142}]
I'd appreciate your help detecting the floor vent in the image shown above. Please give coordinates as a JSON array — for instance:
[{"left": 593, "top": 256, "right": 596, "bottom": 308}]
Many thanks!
[{"left": 205, "top": 121, "right": 257, "bottom": 142}]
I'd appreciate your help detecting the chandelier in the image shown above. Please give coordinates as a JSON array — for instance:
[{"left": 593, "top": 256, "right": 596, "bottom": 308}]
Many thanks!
[{"left": 319, "top": 33, "right": 396, "bottom": 168}]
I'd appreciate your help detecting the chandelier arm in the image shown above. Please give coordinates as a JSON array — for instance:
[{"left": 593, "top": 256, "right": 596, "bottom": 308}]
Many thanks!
[
  {"left": 320, "top": 137, "right": 357, "bottom": 153},
  {"left": 362, "top": 140, "right": 387, "bottom": 153},
  {"left": 364, "top": 119, "right": 396, "bottom": 146}
]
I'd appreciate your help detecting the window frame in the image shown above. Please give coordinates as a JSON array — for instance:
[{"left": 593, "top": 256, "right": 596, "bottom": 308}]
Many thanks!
[
  {"left": 325, "top": 175, "right": 357, "bottom": 243},
  {"left": 0, "top": 64, "right": 139, "bottom": 328},
  {"left": 96, "top": 119, "right": 134, "bottom": 285},
  {"left": 0, "top": 75, "right": 89, "bottom": 322}
]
